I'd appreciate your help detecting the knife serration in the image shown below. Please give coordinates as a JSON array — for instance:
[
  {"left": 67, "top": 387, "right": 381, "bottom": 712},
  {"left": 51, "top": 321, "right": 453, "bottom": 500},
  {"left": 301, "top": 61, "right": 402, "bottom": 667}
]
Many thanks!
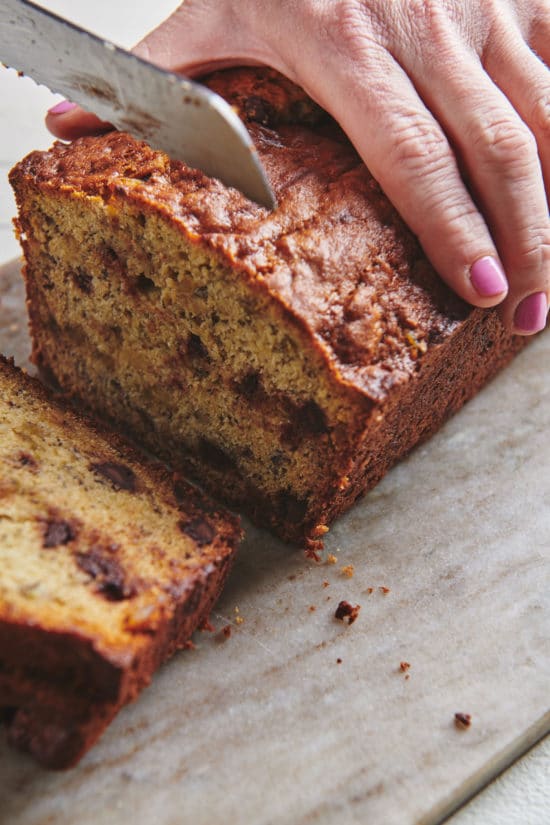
[{"left": 0, "top": 0, "right": 276, "bottom": 208}]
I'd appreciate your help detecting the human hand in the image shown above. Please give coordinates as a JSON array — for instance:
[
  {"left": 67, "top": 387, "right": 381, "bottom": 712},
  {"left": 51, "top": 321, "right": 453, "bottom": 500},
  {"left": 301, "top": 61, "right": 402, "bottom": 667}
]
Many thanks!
[{"left": 46, "top": 0, "right": 550, "bottom": 335}]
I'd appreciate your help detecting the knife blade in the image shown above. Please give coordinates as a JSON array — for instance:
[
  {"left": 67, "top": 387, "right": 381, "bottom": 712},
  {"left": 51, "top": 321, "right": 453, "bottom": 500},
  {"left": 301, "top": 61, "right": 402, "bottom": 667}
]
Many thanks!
[{"left": 0, "top": 0, "right": 276, "bottom": 209}]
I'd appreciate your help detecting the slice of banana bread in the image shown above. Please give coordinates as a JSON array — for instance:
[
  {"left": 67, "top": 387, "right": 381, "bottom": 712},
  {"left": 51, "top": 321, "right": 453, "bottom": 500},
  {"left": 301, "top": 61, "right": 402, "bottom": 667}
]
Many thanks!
[
  {"left": 9, "top": 68, "right": 526, "bottom": 547},
  {"left": 0, "top": 356, "right": 240, "bottom": 768}
]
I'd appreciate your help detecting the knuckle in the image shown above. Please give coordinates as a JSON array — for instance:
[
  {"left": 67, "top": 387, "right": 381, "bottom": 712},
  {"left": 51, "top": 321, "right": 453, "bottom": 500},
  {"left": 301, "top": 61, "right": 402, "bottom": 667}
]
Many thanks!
[
  {"left": 516, "top": 235, "right": 550, "bottom": 273},
  {"left": 529, "top": 94, "right": 550, "bottom": 140},
  {"left": 320, "top": 0, "right": 384, "bottom": 59},
  {"left": 395, "top": 0, "right": 464, "bottom": 53},
  {"left": 403, "top": 0, "right": 451, "bottom": 34},
  {"left": 320, "top": 0, "right": 362, "bottom": 41},
  {"left": 389, "top": 113, "right": 451, "bottom": 176},
  {"left": 471, "top": 116, "right": 537, "bottom": 170}
]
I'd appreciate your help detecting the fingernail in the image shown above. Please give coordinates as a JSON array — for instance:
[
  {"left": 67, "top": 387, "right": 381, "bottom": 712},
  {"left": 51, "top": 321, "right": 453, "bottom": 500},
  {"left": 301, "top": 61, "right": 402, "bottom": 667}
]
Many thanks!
[
  {"left": 470, "top": 256, "right": 508, "bottom": 297},
  {"left": 514, "top": 292, "right": 548, "bottom": 334},
  {"left": 48, "top": 100, "right": 77, "bottom": 115}
]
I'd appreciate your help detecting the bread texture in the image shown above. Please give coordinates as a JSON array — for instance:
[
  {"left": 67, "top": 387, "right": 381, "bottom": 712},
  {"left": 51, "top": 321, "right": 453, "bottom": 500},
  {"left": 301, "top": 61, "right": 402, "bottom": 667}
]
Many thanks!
[
  {"left": 0, "top": 356, "right": 240, "bottom": 768},
  {"left": 9, "top": 68, "right": 525, "bottom": 546}
]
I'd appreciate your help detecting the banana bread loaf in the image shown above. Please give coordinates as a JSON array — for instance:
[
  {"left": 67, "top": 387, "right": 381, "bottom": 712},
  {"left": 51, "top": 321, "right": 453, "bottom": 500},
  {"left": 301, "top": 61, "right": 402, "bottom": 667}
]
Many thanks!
[
  {"left": 0, "top": 356, "right": 240, "bottom": 768},
  {"left": 9, "top": 68, "right": 525, "bottom": 547}
]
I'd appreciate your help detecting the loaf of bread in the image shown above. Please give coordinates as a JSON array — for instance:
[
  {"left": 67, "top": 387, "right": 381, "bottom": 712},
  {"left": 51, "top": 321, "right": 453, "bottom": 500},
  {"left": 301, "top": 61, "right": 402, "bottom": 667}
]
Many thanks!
[
  {"left": 10, "top": 68, "right": 525, "bottom": 547},
  {"left": 0, "top": 356, "right": 240, "bottom": 768}
]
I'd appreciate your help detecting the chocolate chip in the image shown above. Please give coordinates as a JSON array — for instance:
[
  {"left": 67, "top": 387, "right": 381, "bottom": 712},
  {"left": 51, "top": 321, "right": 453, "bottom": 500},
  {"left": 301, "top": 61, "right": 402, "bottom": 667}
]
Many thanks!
[
  {"left": 75, "top": 550, "right": 110, "bottom": 579},
  {"left": 16, "top": 451, "right": 38, "bottom": 470},
  {"left": 99, "top": 581, "right": 130, "bottom": 602},
  {"left": 135, "top": 274, "right": 157, "bottom": 294},
  {"left": 76, "top": 548, "right": 135, "bottom": 601},
  {"left": 194, "top": 285, "right": 208, "bottom": 300},
  {"left": 72, "top": 269, "right": 93, "bottom": 295},
  {"left": 199, "top": 439, "right": 236, "bottom": 472},
  {"left": 243, "top": 95, "right": 277, "bottom": 127},
  {"left": 187, "top": 333, "right": 209, "bottom": 360},
  {"left": 236, "top": 370, "right": 262, "bottom": 399},
  {"left": 91, "top": 461, "right": 136, "bottom": 492},
  {"left": 302, "top": 400, "right": 329, "bottom": 434},
  {"left": 281, "top": 400, "right": 328, "bottom": 449},
  {"left": 43, "top": 520, "right": 75, "bottom": 548},
  {"left": 178, "top": 517, "right": 215, "bottom": 547},
  {"left": 101, "top": 245, "right": 120, "bottom": 266}
]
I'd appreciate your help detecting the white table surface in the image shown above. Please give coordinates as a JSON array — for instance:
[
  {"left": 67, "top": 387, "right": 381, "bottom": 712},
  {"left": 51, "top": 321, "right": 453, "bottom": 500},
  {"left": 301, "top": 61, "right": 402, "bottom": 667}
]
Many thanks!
[{"left": 0, "top": 3, "right": 547, "bottom": 823}]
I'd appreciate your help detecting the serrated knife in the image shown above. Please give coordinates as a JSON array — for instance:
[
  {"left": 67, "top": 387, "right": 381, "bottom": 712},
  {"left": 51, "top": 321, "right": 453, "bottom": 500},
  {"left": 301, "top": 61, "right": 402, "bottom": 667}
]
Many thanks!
[{"left": 0, "top": 0, "right": 276, "bottom": 208}]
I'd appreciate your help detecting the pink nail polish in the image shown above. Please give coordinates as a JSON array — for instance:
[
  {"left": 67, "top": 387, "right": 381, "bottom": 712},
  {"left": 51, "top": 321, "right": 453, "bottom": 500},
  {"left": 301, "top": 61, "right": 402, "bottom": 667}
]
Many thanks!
[
  {"left": 514, "top": 292, "right": 548, "bottom": 334},
  {"left": 470, "top": 256, "right": 508, "bottom": 297},
  {"left": 48, "top": 100, "right": 77, "bottom": 115}
]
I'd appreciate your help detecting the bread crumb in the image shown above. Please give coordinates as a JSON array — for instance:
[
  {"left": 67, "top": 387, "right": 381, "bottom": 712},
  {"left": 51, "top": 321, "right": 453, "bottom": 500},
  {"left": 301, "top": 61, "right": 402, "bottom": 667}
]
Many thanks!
[
  {"left": 234, "top": 606, "right": 244, "bottom": 625},
  {"left": 334, "top": 600, "right": 361, "bottom": 625},
  {"left": 323, "top": 580, "right": 330, "bottom": 588},
  {"left": 399, "top": 661, "right": 411, "bottom": 672},
  {"left": 304, "top": 546, "right": 322, "bottom": 562},
  {"left": 405, "top": 330, "right": 427, "bottom": 356},
  {"left": 181, "top": 640, "right": 196, "bottom": 651},
  {"left": 199, "top": 617, "right": 215, "bottom": 632},
  {"left": 366, "top": 587, "right": 374, "bottom": 594},
  {"left": 379, "top": 586, "right": 390, "bottom": 595},
  {"left": 312, "top": 523, "right": 329, "bottom": 537},
  {"left": 308, "top": 605, "right": 316, "bottom": 612},
  {"left": 454, "top": 712, "right": 472, "bottom": 729},
  {"left": 327, "top": 554, "right": 337, "bottom": 565},
  {"left": 340, "top": 564, "right": 354, "bottom": 578}
]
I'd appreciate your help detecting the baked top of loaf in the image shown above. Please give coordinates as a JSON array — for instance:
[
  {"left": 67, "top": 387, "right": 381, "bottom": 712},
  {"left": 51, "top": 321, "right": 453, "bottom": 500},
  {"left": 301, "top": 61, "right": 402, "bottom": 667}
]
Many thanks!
[
  {"left": 10, "top": 68, "right": 471, "bottom": 406},
  {"left": 0, "top": 355, "right": 240, "bottom": 705}
]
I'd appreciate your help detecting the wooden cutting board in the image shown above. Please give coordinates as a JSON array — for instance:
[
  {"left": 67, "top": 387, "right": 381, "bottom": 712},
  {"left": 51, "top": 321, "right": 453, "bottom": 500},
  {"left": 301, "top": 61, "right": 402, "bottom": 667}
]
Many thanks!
[{"left": 0, "top": 257, "right": 548, "bottom": 825}]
